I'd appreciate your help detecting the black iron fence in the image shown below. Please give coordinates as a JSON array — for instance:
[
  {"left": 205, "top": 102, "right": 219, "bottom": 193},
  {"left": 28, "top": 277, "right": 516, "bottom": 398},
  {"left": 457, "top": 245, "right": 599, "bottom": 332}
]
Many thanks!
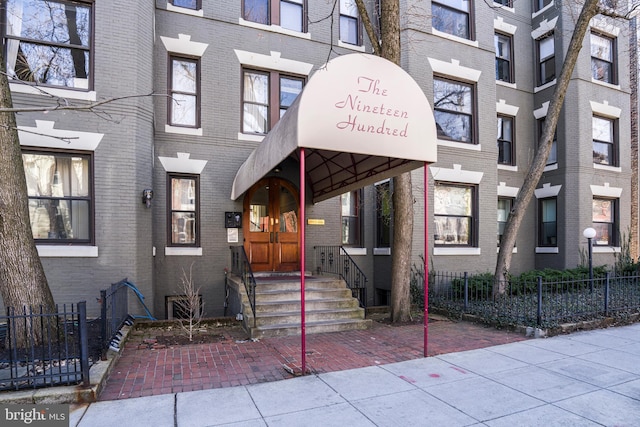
[
  {"left": 230, "top": 246, "right": 257, "bottom": 327},
  {"left": 414, "top": 270, "right": 640, "bottom": 328},
  {"left": 314, "top": 246, "right": 368, "bottom": 307},
  {"left": 0, "top": 302, "right": 89, "bottom": 391},
  {"left": 99, "top": 280, "right": 132, "bottom": 355}
]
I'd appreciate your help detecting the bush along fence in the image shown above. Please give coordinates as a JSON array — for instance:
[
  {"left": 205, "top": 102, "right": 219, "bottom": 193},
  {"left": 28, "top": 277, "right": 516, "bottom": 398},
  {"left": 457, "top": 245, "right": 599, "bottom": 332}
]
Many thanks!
[
  {"left": 0, "top": 302, "right": 90, "bottom": 391},
  {"left": 410, "top": 267, "right": 640, "bottom": 329}
]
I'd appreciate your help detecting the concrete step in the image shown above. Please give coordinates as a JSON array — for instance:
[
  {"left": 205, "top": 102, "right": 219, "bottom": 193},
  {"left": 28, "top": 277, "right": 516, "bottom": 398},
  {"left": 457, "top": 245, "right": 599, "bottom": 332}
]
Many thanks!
[
  {"left": 248, "top": 307, "right": 366, "bottom": 327},
  {"left": 254, "top": 277, "right": 346, "bottom": 292},
  {"left": 255, "top": 288, "right": 353, "bottom": 303},
  {"left": 254, "top": 297, "right": 360, "bottom": 313},
  {"left": 250, "top": 318, "right": 373, "bottom": 339}
]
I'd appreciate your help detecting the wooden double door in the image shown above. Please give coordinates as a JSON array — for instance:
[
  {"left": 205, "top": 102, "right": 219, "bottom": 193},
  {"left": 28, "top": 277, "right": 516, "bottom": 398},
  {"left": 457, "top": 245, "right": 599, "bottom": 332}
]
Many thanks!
[{"left": 243, "top": 178, "right": 300, "bottom": 272}]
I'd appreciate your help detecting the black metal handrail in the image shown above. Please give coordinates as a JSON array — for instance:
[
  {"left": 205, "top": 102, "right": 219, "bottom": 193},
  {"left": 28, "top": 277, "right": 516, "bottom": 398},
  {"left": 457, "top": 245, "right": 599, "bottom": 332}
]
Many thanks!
[
  {"left": 314, "top": 245, "right": 368, "bottom": 307},
  {"left": 230, "top": 246, "right": 257, "bottom": 327}
]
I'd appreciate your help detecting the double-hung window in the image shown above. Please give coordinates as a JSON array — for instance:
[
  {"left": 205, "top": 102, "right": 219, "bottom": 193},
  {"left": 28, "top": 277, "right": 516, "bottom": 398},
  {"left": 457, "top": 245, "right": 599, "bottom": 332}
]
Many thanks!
[
  {"left": 433, "top": 77, "right": 475, "bottom": 144},
  {"left": 169, "top": 56, "right": 200, "bottom": 128},
  {"left": 171, "top": 0, "right": 200, "bottom": 9},
  {"left": 22, "top": 150, "right": 93, "bottom": 243},
  {"left": 495, "top": 33, "right": 513, "bottom": 83},
  {"left": 592, "top": 115, "right": 616, "bottom": 166},
  {"left": 591, "top": 32, "right": 616, "bottom": 84},
  {"left": 536, "top": 33, "right": 555, "bottom": 86},
  {"left": 592, "top": 198, "right": 617, "bottom": 246},
  {"left": 497, "top": 197, "right": 513, "bottom": 247},
  {"left": 340, "top": 0, "right": 361, "bottom": 45},
  {"left": 538, "top": 197, "right": 557, "bottom": 247},
  {"left": 434, "top": 184, "right": 476, "bottom": 246},
  {"left": 432, "top": 0, "right": 472, "bottom": 40},
  {"left": 3, "top": 0, "right": 92, "bottom": 90},
  {"left": 497, "top": 115, "right": 514, "bottom": 165},
  {"left": 243, "top": 0, "right": 306, "bottom": 32},
  {"left": 375, "top": 181, "right": 391, "bottom": 248},
  {"left": 242, "top": 69, "right": 304, "bottom": 134},
  {"left": 341, "top": 190, "right": 362, "bottom": 247},
  {"left": 534, "top": 0, "right": 552, "bottom": 12},
  {"left": 538, "top": 118, "right": 557, "bottom": 166},
  {"left": 168, "top": 174, "right": 199, "bottom": 247}
]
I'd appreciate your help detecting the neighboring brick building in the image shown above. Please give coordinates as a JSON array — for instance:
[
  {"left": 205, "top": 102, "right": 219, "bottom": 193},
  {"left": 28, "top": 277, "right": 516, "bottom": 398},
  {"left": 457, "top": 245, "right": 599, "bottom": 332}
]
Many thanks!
[{"left": 3, "top": 0, "right": 633, "bottom": 317}]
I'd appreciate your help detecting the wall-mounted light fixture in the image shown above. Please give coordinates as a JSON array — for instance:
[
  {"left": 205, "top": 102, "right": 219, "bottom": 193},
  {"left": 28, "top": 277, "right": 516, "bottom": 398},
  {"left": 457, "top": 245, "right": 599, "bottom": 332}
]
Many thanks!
[{"left": 142, "top": 189, "right": 154, "bottom": 208}]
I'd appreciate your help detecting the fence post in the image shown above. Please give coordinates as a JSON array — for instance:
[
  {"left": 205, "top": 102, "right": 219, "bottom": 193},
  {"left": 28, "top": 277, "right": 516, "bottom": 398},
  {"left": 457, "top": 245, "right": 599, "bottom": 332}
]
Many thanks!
[
  {"left": 100, "top": 289, "right": 107, "bottom": 358},
  {"left": 77, "top": 301, "right": 90, "bottom": 387},
  {"left": 604, "top": 272, "right": 610, "bottom": 316},
  {"left": 537, "top": 276, "right": 543, "bottom": 327},
  {"left": 463, "top": 272, "right": 469, "bottom": 311}
]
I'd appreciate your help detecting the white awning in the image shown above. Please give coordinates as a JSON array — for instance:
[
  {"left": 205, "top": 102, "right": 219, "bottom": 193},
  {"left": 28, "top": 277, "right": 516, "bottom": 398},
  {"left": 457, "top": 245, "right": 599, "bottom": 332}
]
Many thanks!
[{"left": 231, "top": 53, "right": 437, "bottom": 203}]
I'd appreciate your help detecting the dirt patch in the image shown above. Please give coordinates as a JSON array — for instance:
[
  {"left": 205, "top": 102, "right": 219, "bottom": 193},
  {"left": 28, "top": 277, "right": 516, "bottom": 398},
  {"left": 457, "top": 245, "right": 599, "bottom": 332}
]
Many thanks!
[{"left": 154, "top": 332, "right": 226, "bottom": 347}]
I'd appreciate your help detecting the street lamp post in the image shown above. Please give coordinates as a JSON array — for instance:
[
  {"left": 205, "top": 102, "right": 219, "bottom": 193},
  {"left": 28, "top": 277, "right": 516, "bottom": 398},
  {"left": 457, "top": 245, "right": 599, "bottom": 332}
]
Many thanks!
[{"left": 583, "top": 227, "right": 596, "bottom": 292}]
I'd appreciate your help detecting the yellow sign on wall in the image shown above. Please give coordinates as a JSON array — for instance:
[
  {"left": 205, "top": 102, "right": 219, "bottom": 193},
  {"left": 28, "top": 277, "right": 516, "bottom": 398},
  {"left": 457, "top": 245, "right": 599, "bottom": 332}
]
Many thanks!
[{"left": 307, "top": 219, "right": 325, "bottom": 225}]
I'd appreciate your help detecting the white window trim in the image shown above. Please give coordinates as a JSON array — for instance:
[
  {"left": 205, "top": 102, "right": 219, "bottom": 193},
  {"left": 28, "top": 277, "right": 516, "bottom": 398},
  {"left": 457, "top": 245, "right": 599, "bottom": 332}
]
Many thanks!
[
  {"left": 531, "top": 18, "right": 558, "bottom": 40},
  {"left": 544, "top": 163, "right": 558, "bottom": 172},
  {"left": 534, "top": 79, "right": 557, "bottom": 93},
  {"left": 10, "top": 83, "right": 96, "bottom": 102},
  {"left": 373, "top": 248, "right": 391, "bottom": 255},
  {"left": 159, "top": 152, "right": 207, "bottom": 174},
  {"left": 165, "top": 247, "right": 203, "bottom": 256},
  {"left": 497, "top": 99, "right": 519, "bottom": 116},
  {"left": 593, "top": 163, "right": 621, "bottom": 172},
  {"left": 18, "top": 120, "right": 103, "bottom": 151},
  {"left": 431, "top": 29, "right": 479, "bottom": 48},
  {"left": 166, "top": 3, "right": 204, "bottom": 17},
  {"left": 593, "top": 246, "right": 621, "bottom": 254},
  {"left": 534, "top": 101, "right": 550, "bottom": 119},
  {"left": 165, "top": 125, "right": 203, "bottom": 136},
  {"left": 534, "top": 183, "right": 561, "bottom": 199},
  {"left": 498, "top": 164, "right": 518, "bottom": 172},
  {"left": 160, "top": 34, "right": 208, "bottom": 57},
  {"left": 497, "top": 182, "right": 519, "bottom": 198},
  {"left": 494, "top": 17, "right": 517, "bottom": 35},
  {"left": 238, "top": 18, "right": 312, "bottom": 40},
  {"left": 590, "top": 183, "right": 623, "bottom": 198},
  {"left": 590, "top": 18, "right": 620, "bottom": 38},
  {"left": 342, "top": 247, "right": 367, "bottom": 256},
  {"left": 433, "top": 247, "right": 481, "bottom": 256},
  {"left": 37, "top": 246, "right": 98, "bottom": 258},
  {"left": 532, "top": 2, "right": 555, "bottom": 19},
  {"left": 234, "top": 50, "right": 313, "bottom": 76},
  {"left": 535, "top": 247, "right": 559, "bottom": 254},
  {"left": 590, "top": 100, "right": 621, "bottom": 119},
  {"left": 237, "top": 133, "right": 265, "bottom": 142},
  {"left": 431, "top": 164, "right": 483, "bottom": 184},
  {"left": 437, "top": 140, "right": 482, "bottom": 151},
  {"left": 496, "top": 80, "right": 517, "bottom": 89},
  {"left": 428, "top": 58, "right": 482, "bottom": 82},
  {"left": 338, "top": 41, "right": 366, "bottom": 52},
  {"left": 493, "top": 2, "right": 515, "bottom": 13}
]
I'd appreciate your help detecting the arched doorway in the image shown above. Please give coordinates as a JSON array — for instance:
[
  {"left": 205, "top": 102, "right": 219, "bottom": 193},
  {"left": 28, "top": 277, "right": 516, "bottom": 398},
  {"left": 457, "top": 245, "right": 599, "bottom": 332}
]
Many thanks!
[{"left": 243, "top": 177, "right": 300, "bottom": 272}]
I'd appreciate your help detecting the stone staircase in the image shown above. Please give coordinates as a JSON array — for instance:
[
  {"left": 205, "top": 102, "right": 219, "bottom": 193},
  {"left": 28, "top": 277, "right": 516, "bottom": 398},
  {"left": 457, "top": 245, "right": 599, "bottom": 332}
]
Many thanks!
[{"left": 229, "top": 273, "right": 371, "bottom": 339}]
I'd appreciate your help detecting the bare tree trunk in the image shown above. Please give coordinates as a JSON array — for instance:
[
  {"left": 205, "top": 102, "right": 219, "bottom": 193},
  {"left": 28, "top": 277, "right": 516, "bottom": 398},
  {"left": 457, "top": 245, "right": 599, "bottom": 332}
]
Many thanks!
[
  {"left": 0, "top": 50, "right": 56, "bottom": 345},
  {"left": 494, "top": 0, "right": 600, "bottom": 293}
]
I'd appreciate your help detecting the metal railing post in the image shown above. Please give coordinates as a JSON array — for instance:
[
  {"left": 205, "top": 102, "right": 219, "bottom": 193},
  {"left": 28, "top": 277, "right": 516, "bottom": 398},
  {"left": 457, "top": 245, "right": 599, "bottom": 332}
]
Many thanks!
[
  {"left": 604, "top": 272, "right": 610, "bottom": 316},
  {"left": 537, "top": 276, "right": 543, "bottom": 326},
  {"left": 463, "top": 272, "right": 469, "bottom": 311},
  {"left": 77, "top": 301, "right": 90, "bottom": 386}
]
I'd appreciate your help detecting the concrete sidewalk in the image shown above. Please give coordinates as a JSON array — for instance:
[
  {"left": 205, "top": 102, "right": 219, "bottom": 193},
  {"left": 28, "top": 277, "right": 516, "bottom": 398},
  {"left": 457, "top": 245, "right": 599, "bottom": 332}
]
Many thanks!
[{"left": 70, "top": 323, "right": 640, "bottom": 426}]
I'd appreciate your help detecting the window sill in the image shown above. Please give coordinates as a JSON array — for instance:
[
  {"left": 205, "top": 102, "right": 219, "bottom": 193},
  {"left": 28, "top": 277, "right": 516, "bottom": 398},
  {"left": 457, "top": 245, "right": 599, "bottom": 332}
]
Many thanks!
[
  {"left": 166, "top": 3, "right": 203, "bottom": 17},
  {"left": 498, "top": 164, "right": 518, "bottom": 172},
  {"left": 534, "top": 79, "right": 556, "bottom": 93},
  {"left": 37, "top": 245, "right": 98, "bottom": 258},
  {"left": 593, "top": 246, "right": 621, "bottom": 253},
  {"left": 544, "top": 163, "right": 558, "bottom": 172},
  {"left": 433, "top": 247, "right": 481, "bottom": 256},
  {"left": 532, "top": 1, "right": 554, "bottom": 18},
  {"left": 338, "top": 41, "right": 366, "bottom": 52},
  {"left": 497, "top": 247, "right": 517, "bottom": 253},
  {"left": 10, "top": 82, "right": 96, "bottom": 102},
  {"left": 493, "top": 3, "right": 515, "bottom": 13},
  {"left": 342, "top": 247, "right": 366, "bottom": 256},
  {"left": 593, "top": 163, "right": 621, "bottom": 173},
  {"left": 238, "top": 132, "right": 265, "bottom": 143},
  {"left": 431, "top": 29, "right": 479, "bottom": 48},
  {"left": 374, "top": 247, "right": 391, "bottom": 256},
  {"left": 165, "top": 247, "right": 203, "bottom": 256},
  {"left": 238, "top": 18, "right": 311, "bottom": 40},
  {"left": 591, "top": 78, "right": 621, "bottom": 90},
  {"left": 535, "top": 247, "right": 558, "bottom": 254},
  {"left": 496, "top": 80, "right": 517, "bottom": 89},
  {"left": 165, "top": 125, "right": 203, "bottom": 136},
  {"left": 437, "top": 139, "right": 481, "bottom": 151}
]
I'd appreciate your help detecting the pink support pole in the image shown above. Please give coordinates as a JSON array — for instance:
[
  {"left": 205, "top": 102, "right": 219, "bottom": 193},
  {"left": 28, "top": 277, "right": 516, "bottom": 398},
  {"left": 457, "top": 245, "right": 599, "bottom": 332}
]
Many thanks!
[
  {"left": 300, "top": 148, "right": 306, "bottom": 373},
  {"left": 424, "top": 162, "right": 429, "bottom": 357}
]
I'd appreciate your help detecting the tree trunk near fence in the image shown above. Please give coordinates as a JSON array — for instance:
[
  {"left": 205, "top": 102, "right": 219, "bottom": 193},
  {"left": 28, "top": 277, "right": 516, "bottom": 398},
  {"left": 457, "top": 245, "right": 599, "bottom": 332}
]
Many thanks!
[{"left": 0, "top": 50, "right": 56, "bottom": 346}]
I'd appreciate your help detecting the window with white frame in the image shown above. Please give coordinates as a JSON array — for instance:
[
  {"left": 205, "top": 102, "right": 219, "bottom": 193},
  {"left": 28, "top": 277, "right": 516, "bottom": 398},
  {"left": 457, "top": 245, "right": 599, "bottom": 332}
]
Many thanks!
[
  {"left": 341, "top": 190, "right": 362, "bottom": 246},
  {"left": 3, "top": 0, "right": 92, "bottom": 90},
  {"left": 498, "top": 115, "right": 514, "bottom": 165},
  {"left": 169, "top": 56, "right": 200, "bottom": 128},
  {"left": 433, "top": 77, "right": 475, "bottom": 144},
  {"left": 168, "top": 174, "right": 199, "bottom": 246},
  {"left": 538, "top": 197, "right": 557, "bottom": 247},
  {"left": 242, "top": 69, "right": 304, "bottom": 134},
  {"left": 432, "top": 0, "right": 472, "bottom": 40},
  {"left": 495, "top": 33, "right": 513, "bottom": 83},
  {"left": 497, "top": 197, "right": 513, "bottom": 247},
  {"left": 591, "top": 32, "right": 616, "bottom": 84},
  {"left": 242, "top": 0, "right": 306, "bottom": 32},
  {"left": 171, "top": 0, "right": 200, "bottom": 9},
  {"left": 536, "top": 33, "right": 555, "bottom": 86},
  {"left": 592, "top": 115, "right": 617, "bottom": 166},
  {"left": 22, "top": 149, "right": 93, "bottom": 243},
  {"left": 592, "top": 198, "right": 617, "bottom": 246},
  {"left": 434, "top": 183, "right": 476, "bottom": 246},
  {"left": 340, "top": 0, "right": 361, "bottom": 45}
]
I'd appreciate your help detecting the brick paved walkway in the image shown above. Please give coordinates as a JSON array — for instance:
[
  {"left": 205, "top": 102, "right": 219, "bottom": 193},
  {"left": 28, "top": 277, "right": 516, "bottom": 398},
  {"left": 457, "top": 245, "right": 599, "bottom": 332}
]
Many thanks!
[{"left": 98, "top": 316, "right": 527, "bottom": 401}]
